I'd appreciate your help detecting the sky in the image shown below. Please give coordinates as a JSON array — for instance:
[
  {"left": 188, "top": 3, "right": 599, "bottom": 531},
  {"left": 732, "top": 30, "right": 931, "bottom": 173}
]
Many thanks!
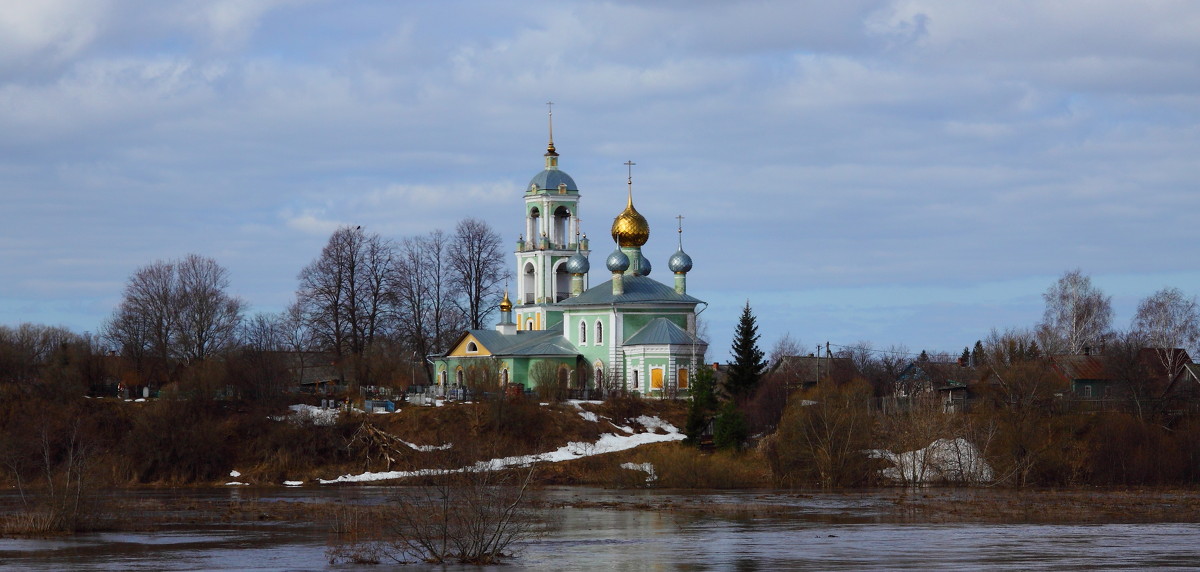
[{"left": 1, "top": 0, "right": 1198, "bottom": 363}]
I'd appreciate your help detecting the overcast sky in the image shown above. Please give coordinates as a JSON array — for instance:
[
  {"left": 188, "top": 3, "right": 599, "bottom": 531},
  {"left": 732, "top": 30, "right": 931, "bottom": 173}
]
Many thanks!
[{"left": 2, "top": 0, "right": 1198, "bottom": 362}]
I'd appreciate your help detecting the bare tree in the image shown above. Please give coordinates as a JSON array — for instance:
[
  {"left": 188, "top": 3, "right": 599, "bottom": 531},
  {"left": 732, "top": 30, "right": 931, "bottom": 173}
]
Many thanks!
[
  {"left": 1039, "top": 269, "right": 1112, "bottom": 355},
  {"left": 449, "top": 218, "right": 507, "bottom": 330},
  {"left": 1133, "top": 287, "right": 1199, "bottom": 377},
  {"left": 104, "top": 255, "right": 244, "bottom": 375},
  {"left": 175, "top": 254, "right": 245, "bottom": 362},
  {"left": 768, "top": 332, "right": 803, "bottom": 366},
  {"left": 394, "top": 230, "right": 465, "bottom": 382},
  {"left": 297, "top": 226, "right": 397, "bottom": 387}
]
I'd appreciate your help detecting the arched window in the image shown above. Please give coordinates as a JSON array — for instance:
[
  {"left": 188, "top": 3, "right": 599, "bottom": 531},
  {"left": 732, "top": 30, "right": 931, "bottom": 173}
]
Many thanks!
[
  {"left": 522, "top": 262, "right": 536, "bottom": 304},
  {"left": 632, "top": 369, "right": 639, "bottom": 389},
  {"left": 554, "top": 262, "right": 569, "bottom": 302},
  {"left": 595, "top": 321, "right": 604, "bottom": 345},
  {"left": 455, "top": 368, "right": 464, "bottom": 386},
  {"left": 526, "top": 319, "right": 534, "bottom": 331},
  {"left": 466, "top": 341, "right": 478, "bottom": 353},
  {"left": 579, "top": 320, "right": 587, "bottom": 344},
  {"left": 501, "top": 368, "right": 509, "bottom": 385}
]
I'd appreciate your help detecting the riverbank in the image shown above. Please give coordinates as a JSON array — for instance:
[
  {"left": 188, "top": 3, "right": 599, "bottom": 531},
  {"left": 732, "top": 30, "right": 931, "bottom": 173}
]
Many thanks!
[{"left": 12, "top": 485, "right": 1200, "bottom": 538}]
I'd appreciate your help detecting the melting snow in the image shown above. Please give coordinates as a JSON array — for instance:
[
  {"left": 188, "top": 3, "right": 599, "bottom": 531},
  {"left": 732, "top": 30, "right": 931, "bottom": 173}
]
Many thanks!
[
  {"left": 318, "top": 416, "right": 685, "bottom": 484},
  {"left": 286, "top": 404, "right": 339, "bottom": 426},
  {"left": 868, "top": 438, "right": 994, "bottom": 484},
  {"left": 577, "top": 410, "right": 599, "bottom": 422},
  {"left": 621, "top": 462, "right": 657, "bottom": 483}
]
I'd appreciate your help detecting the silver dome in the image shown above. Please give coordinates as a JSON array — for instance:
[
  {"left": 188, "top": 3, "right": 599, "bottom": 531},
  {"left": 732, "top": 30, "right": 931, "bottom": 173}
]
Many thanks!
[
  {"left": 668, "top": 249, "right": 693, "bottom": 273},
  {"left": 638, "top": 255, "right": 652, "bottom": 276},
  {"left": 606, "top": 249, "right": 629, "bottom": 272},
  {"left": 565, "top": 251, "right": 590, "bottom": 274}
]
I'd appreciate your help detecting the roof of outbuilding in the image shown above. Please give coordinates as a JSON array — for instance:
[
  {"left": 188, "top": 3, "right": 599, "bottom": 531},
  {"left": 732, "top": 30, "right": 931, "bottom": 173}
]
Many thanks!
[{"left": 557, "top": 274, "right": 702, "bottom": 306}]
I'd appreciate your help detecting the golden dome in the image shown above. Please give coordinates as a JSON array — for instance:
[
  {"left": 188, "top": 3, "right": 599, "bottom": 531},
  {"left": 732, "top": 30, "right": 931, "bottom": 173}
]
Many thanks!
[
  {"left": 611, "top": 195, "right": 650, "bottom": 247},
  {"left": 499, "top": 290, "right": 512, "bottom": 312}
]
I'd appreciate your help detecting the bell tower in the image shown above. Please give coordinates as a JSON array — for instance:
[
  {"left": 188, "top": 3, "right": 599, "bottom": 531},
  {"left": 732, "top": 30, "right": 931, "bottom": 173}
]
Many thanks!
[{"left": 513, "top": 103, "right": 589, "bottom": 330}]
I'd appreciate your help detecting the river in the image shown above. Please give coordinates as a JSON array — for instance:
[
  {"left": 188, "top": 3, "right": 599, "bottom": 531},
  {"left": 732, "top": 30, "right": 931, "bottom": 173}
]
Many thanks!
[{"left": 1, "top": 487, "right": 1198, "bottom": 570}]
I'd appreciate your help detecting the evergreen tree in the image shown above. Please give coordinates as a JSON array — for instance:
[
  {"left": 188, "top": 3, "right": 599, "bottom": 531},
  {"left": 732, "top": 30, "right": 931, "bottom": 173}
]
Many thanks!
[
  {"left": 684, "top": 367, "right": 718, "bottom": 444},
  {"left": 960, "top": 347, "right": 970, "bottom": 365},
  {"left": 726, "top": 301, "right": 767, "bottom": 398},
  {"left": 971, "top": 340, "right": 985, "bottom": 366},
  {"left": 918, "top": 350, "right": 929, "bottom": 363},
  {"left": 713, "top": 401, "right": 748, "bottom": 451},
  {"left": 1027, "top": 340, "right": 1042, "bottom": 359}
]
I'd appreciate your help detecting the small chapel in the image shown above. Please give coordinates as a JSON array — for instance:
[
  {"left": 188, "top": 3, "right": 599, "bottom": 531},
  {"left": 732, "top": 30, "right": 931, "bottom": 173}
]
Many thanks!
[{"left": 433, "top": 109, "right": 707, "bottom": 396}]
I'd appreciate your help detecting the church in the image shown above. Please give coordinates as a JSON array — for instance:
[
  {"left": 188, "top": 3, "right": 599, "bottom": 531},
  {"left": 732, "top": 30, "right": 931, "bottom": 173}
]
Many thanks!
[{"left": 433, "top": 111, "right": 707, "bottom": 396}]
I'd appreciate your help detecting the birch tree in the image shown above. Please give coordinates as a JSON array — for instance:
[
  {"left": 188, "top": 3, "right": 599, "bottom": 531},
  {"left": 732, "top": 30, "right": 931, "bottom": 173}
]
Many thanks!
[
  {"left": 1038, "top": 269, "right": 1112, "bottom": 355},
  {"left": 1133, "top": 287, "right": 1200, "bottom": 376}
]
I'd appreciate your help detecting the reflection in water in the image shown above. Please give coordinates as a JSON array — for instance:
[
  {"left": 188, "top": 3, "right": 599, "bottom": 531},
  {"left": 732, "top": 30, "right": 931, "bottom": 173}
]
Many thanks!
[{"left": 1, "top": 488, "right": 1199, "bottom": 570}]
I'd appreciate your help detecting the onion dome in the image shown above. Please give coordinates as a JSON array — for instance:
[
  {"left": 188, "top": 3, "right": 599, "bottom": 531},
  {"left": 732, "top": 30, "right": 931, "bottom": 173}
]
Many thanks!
[
  {"left": 565, "top": 250, "right": 590, "bottom": 275},
  {"left": 638, "top": 254, "right": 652, "bottom": 276},
  {"left": 610, "top": 196, "right": 650, "bottom": 247},
  {"left": 669, "top": 248, "right": 693, "bottom": 273},
  {"left": 606, "top": 248, "right": 630, "bottom": 272},
  {"left": 499, "top": 290, "right": 512, "bottom": 312}
]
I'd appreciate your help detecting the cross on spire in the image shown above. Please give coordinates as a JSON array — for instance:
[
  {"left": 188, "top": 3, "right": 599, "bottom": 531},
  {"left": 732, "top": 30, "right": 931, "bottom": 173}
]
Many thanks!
[
  {"left": 624, "top": 160, "right": 636, "bottom": 204},
  {"left": 676, "top": 214, "right": 685, "bottom": 247},
  {"left": 546, "top": 101, "right": 554, "bottom": 145}
]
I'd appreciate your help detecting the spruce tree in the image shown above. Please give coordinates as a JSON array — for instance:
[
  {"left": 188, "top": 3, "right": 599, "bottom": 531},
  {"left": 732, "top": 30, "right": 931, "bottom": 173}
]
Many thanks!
[
  {"left": 971, "top": 340, "right": 985, "bottom": 366},
  {"left": 727, "top": 301, "right": 767, "bottom": 398},
  {"left": 684, "top": 367, "right": 718, "bottom": 444}
]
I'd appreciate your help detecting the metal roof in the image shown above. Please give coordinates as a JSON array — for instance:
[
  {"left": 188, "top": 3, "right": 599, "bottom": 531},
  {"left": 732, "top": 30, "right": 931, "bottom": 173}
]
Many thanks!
[
  {"left": 528, "top": 169, "right": 578, "bottom": 192},
  {"left": 557, "top": 275, "right": 703, "bottom": 306},
  {"left": 623, "top": 317, "right": 704, "bottom": 346}
]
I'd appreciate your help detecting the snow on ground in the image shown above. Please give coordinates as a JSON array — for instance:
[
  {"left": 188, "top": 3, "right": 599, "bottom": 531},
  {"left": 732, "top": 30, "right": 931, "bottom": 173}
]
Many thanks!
[
  {"left": 399, "top": 438, "right": 453, "bottom": 452},
  {"left": 620, "top": 462, "right": 657, "bottom": 483},
  {"left": 283, "top": 480, "right": 303, "bottom": 486},
  {"left": 868, "top": 438, "right": 994, "bottom": 484},
  {"left": 285, "top": 404, "right": 339, "bottom": 426},
  {"left": 318, "top": 416, "right": 685, "bottom": 484},
  {"left": 577, "top": 410, "right": 599, "bottom": 422}
]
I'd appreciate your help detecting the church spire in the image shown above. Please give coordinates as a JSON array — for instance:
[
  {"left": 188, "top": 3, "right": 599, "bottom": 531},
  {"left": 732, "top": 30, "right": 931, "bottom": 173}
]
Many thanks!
[{"left": 544, "top": 101, "right": 558, "bottom": 165}]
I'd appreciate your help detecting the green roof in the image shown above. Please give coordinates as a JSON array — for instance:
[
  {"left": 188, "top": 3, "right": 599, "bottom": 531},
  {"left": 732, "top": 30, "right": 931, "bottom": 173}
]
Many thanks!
[
  {"left": 557, "top": 275, "right": 702, "bottom": 306},
  {"left": 624, "top": 317, "right": 705, "bottom": 346},
  {"left": 451, "top": 329, "right": 577, "bottom": 358}
]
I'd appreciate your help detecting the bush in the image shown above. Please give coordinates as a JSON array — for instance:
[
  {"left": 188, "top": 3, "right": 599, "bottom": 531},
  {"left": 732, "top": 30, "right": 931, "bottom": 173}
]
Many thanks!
[{"left": 327, "top": 468, "right": 544, "bottom": 565}]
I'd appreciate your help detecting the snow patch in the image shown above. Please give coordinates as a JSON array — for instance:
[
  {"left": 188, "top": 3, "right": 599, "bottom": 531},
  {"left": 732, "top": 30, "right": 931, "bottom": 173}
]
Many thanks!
[
  {"left": 286, "top": 404, "right": 339, "bottom": 426},
  {"left": 868, "top": 438, "right": 993, "bottom": 484},
  {"left": 320, "top": 417, "right": 685, "bottom": 484},
  {"left": 577, "top": 410, "right": 599, "bottom": 422},
  {"left": 401, "top": 438, "right": 453, "bottom": 452},
  {"left": 621, "top": 462, "right": 657, "bottom": 483},
  {"left": 229, "top": 470, "right": 241, "bottom": 478},
  {"left": 225, "top": 482, "right": 248, "bottom": 486},
  {"left": 283, "top": 480, "right": 303, "bottom": 487}
]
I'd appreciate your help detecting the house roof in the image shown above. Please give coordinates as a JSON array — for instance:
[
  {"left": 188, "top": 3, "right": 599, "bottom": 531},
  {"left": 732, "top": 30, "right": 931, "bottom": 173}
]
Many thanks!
[
  {"left": 557, "top": 274, "right": 702, "bottom": 306},
  {"left": 1051, "top": 354, "right": 1109, "bottom": 381},
  {"left": 623, "top": 317, "right": 705, "bottom": 346},
  {"left": 773, "top": 355, "right": 860, "bottom": 384},
  {"left": 898, "top": 361, "right": 978, "bottom": 388}
]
